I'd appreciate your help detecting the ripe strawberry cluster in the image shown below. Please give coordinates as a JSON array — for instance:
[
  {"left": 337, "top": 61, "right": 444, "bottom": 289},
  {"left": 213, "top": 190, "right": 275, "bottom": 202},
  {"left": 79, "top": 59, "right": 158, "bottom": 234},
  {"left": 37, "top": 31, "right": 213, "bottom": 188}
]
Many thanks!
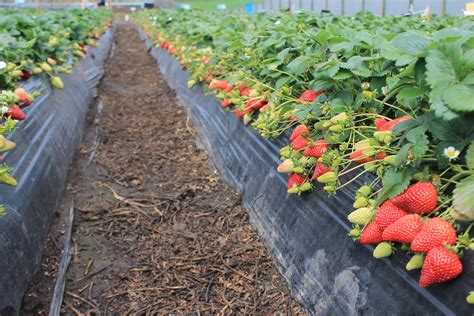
[{"left": 350, "top": 182, "right": 462, "bottom": 287}]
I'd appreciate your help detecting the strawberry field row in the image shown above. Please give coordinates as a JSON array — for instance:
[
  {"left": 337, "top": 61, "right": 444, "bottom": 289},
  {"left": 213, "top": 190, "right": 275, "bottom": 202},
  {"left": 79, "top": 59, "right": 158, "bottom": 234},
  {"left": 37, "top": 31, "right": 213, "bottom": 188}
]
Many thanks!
[
  {"left": 0, "top": 9, "right": 113, "bottom": 211},
  {"left": 135, "top": 9, "right": 474, "bottom": 300}
]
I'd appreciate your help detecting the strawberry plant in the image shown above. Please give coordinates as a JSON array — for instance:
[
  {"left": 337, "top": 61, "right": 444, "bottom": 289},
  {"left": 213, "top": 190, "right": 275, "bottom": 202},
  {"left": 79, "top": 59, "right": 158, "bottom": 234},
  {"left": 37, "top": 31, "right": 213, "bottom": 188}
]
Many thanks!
[
  {"left": 0, "top": 9, "right": 113, "bottom": 213},
  {"left": 136, "top": 9, "right": 474, "bottom": 289}
]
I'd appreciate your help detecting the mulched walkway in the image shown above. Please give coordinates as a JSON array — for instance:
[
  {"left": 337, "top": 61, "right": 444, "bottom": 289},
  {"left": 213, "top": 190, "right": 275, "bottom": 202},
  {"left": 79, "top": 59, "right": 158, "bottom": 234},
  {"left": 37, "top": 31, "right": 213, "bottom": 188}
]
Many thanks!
[{"left": 21, "top": 23, "right": 304, "bottom": 315}]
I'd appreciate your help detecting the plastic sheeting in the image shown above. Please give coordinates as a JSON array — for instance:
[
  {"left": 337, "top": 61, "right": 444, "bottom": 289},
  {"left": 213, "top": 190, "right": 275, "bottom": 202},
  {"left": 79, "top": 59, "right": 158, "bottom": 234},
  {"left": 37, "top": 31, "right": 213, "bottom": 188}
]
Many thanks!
[
  {"left": 137, "top": 27, "right": 474, "bottom": 315},
  {"left": 0, "top": 27, "right": 114, "bottom": 314}
]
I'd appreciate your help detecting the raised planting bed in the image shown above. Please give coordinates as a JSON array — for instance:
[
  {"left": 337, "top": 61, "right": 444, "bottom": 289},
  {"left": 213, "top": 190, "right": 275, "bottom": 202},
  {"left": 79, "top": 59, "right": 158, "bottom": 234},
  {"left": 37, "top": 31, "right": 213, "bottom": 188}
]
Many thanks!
[
  {"left": 136, "top": 22, "right": 474, "bottom": 315},
  {"left": 0, "top": 10, "right": 113, "bottom": 313}
]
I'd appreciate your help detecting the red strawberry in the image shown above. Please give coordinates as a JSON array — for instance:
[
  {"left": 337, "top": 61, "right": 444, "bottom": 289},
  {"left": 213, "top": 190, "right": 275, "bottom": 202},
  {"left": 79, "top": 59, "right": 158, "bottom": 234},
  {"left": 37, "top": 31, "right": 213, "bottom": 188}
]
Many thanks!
[
  {"left": 240, "top": 87, "right": 252, "bottom": 96},
  {"left": 311, "top": 163, "right": 331, "bottom": 180},
  {"left": 392, "top": 182, "right": 437, "bottom": 214},
  {"left": 245, "top": 99, "right": 266, "bottom": 110},
  {"left": 260, "top": 103, "right": 271, "bottom": 112},
  {"left": 221, "top": 99, "right": 231, "bottom": 108},
  {"left": 376, "top": 116, "right": 411, "bottom": 132},
  {"left": 15, "top": 88, "right": 31, "bottom": 106},
  {"left": 419, "top": 247, "right": 462, "bottom": 288},
  {"left": 202, "top": 56, "right": 210, "bottom": 63},
  {"left": 168, "top": 46, "right": 176, "bottom": 54},
  {"left": 375, "top": 200, "right": 409, "bottom": 230},
  {"left": 298, "top": 90, "right": 317, "bottom": 103},
  {"left": 290, "top": 135, "right": 310, "bottom": 151},
  {"left": 375, "top": 152, "right": 387, "bottom": 160},
  {"left": 287, "top": 173, "right": 306, "bottom": 190},
  {"left": 303, "top": 139, "right": 329, "bottom": 157},
  {"left": 315, "top": 89, "right": 324, "bottom": 96},
  {"left": 7, "top": 105, "right": 25, "bottom": 120},
  {"left": 289, "top": 125, "right": 310, "bottom": 142},
  {"left": 204, "top": 71, "right": 214, "bottom": 83},
  {"left": 21, "top": 70, "right": 32, "bottom": 80},
  {"left": 225, "top": 86, "right": 235, "bottom": 93},
  {"left": 411, "top": 218, "right": 457, "bottom": 253},
  {"left": 382, "top": 214, "right": 424, "bottom": 244},
  {"left": 235, "top": 107, "right": 253, "bottom": 117},
  {"left": 359, "top": 222, "right": 383, "bottom": 245},
  {"left": 350, "top": 150, "right": 372, "bottom": 164},
  {"left": 210, "top": 80, "right": 229, "bottom": 90}
]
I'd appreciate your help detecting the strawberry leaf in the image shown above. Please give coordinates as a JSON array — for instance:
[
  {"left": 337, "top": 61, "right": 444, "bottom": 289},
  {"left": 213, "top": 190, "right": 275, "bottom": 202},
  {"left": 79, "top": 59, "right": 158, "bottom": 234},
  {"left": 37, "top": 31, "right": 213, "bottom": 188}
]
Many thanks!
[
  {"left": 378, "top": 168, "right": 412, "bottom": 201},
  {"left": 453, "top": 175, "right": 474, "bottom": 220},
  {"left": 466, "top": 141, "right": 474, "bottom": 170}
]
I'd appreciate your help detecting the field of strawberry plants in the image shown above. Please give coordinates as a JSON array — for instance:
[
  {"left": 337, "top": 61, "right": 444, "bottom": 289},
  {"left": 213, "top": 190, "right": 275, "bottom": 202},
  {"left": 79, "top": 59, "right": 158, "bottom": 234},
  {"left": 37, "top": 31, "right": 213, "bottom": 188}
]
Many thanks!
[
  {"left": 0, "top": 8, "right": 112, "bottom": 208},
  {"left": 136, "top": 8, "right": 474, "bottom": 298}
]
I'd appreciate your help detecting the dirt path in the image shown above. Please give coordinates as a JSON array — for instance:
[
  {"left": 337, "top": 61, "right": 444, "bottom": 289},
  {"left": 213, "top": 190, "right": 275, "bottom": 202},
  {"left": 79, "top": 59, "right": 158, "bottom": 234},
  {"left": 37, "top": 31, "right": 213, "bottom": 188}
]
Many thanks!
[{"left": 21, "top": 23, "right": 304, "bottom": 315}]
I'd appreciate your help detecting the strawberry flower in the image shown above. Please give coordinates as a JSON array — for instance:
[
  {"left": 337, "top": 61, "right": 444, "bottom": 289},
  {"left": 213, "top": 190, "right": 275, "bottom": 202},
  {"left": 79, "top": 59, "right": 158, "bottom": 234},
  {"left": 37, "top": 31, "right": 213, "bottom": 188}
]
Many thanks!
[
  {"left": 0, "top": 106, "right": 8, "bottom": 114},
  {"left": 443, "top": 146, "right": 460, "bottom": 161},
  {"left": 0, "top": 61, "right": 6, "bottom": 70}
]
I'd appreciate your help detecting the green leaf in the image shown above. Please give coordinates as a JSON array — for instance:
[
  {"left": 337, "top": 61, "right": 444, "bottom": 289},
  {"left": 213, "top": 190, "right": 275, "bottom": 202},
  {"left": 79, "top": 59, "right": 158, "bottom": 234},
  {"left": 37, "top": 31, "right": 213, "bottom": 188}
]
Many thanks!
[
  {"left": 466, "top": 141, "right": 474, "bottom": 169},
  {"left": 453, "top": 175, "right": 474, "bottom": 220},
  {"left": 399, "top": 87, "right": 424, "bottom": 99},
  {"left": 443, "top": 84, "right": 474, "bottom": 113},
  {"left": 287, "top": 56, "right": 311, "bottom": 76},
  {"left": 379, "top": 168, "right": 412, "bottom": 200},
  {"left": 392, "top": 32, "right": 430, "bottom": 56}
]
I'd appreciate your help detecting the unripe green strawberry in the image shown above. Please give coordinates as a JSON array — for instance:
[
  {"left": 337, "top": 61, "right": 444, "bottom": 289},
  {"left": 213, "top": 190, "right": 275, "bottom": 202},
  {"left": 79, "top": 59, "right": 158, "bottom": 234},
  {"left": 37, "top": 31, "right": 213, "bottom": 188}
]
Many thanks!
[
  {"left": 357, "top": 185, "right": 371, "bottom": 197},
  {"left": 243, "top": 113, "right": 253, "bottom": 125},
  {"left": 373, "top": 131, "right": 391, "bottom": 142},
  {"left": 33, "top": 67, "right": 43, "bottom": 74},
  {"left": 280, "top": 146, "right": 291, "bottom": 158},
  {"left": 469, "top": 243, "right": 474, "bottom": 251},
  {"left": 298, "top": 156, "right": 317, "bottom": 166},
  {"left": 364, "top": 161, "right": 377, "bottom": 171},
  {"left": 11, "top": 70, "right": 22, "bottom": 78},
  {"left": 383, "top": 155, "right": 398, "bottom": 166},
  {"left": 349, "top": 227, "right": 361, "bottom": 238},
  {"left": 187, "top": 79, "right": 196, "bottom": 88},
  {"left": 0, "top": 205, "right": 5, "bottom": 217},
  {"left": 317, "top": 171, "right": 337, "bottom": 183},
  {"left": 332, "top": 157, "right": 343, "bottom": 167},
  {"left": 299, "top": 182, "right": 312, "bottom": 192},
  {"left": 329, "top": 124, "right": 344, "bottom": 133},
  {"left": 467, "top": 292, "right": 474, "bottom": 304},
  {"left": 362, "top": 90, "right": 374, "bottom": 101},
  {"left": 323, "top": 185, "right": 336, "bottom": 194},
  {"left": 287, "top": 186, "right": 299, "bottom": 194},
  {"left": 51, "top": 76, "right": 64, "bottom": 89},
  {"left": 313, "top": 121, "right": 325, "bottom": 130},
  {"left": 330, "top": 112, "right": 349, "bottom": 124},
  {"left": 277, "top": 159, "right": 294, "bottom": 173},
  {"left": 0, "top": 135, "right": 16, "bottom": 152},
  {"left": 40, "top": 62, "right": 53, "bottom": 73},
  {"left": 353, "top": 197, "right": 368, "bottom": 208},
  {"left": 322, "top": 120, "right": 333, "bottom": 128},
  {"left": 47, "top": 57, "right": 57, "bottom": 65},
  {"left": 383, "top": 135, "right": 392, "bottom": 144},
  {"left": 347, "top": 207, "right": 373, "bottom": 225},
  {"left": 0, "top": 173, "right": 17, "bottom": 186},
  {"left": 293, "top": 166, "right": 305, "bottom": 174},
  {"left": 6, "top": 63, "right": 16, "bottom": 71},
  {"left": 373, "top": 242, "right": 393, "bottom": 258},
  {"left": 406, "top": 254, "right": 424, "bottom": 271}
]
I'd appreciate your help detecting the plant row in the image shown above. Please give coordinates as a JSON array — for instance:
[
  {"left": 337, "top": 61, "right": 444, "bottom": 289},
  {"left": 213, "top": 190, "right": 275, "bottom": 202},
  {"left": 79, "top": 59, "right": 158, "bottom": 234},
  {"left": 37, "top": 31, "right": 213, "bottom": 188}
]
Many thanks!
[
  {"left": 0, "top": 8, "right": 113, "bottom": 215},
  {"left": 135, "top": 9, "right": 474, "bottom": 297}
]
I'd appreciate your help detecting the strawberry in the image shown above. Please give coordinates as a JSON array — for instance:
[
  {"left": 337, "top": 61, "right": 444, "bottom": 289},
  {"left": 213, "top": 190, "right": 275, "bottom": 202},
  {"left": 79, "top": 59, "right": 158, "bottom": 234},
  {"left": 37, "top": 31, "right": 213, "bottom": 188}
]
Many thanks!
[
  {"left": 419, "top": 247, "right": 462, "bottom": 288},
  {"left": 375, "top": 200, "right": 408, "bottom": 230},
  {"left": 21, "top": 70, "right": 32, "bottom": 80},
  {"left": 350, "top": 150, "right": 372, "bottom": 164},
  {"left": 382, "top": 214, "right": 424, "bottom": 244},
  {"left": 209, "top": 80, "right": 229, "bottom": 90},
  {"left": 168, "top": 46, "right": 176, "bottom": 54},
  {"left": 15, "top": 88, "right": 31, "bottom": 106},
  {"left": 298, "top": 90, "right": 317, "bottom": 103},
  {"left": 224, "top": 86, "right": 235, "bottom": 93},
  {"left": 375, "top": 115, "right": 411, "bottom": 132},
  {"left": 311, "top": 163, "right": 331, "bottom": 180},
  {"left": 303, "top": 139, "right": 329, "bottom": 158},
  {"left": 204, "top": 70, "right": 214, "bottom": 83},
  {"left": 202, "top": 56, "right": 210, "bottom": 63},
  {"left": 277, "top": 159, "right": 294, "bottom": 173},
  {"left": 359, "top": 222, "right": 383, "bottom": 245},
  {"left": 373, "top": 242, "right": 393, "bottom": 258},
  {"left": 7, "top": 105, "right": 25, "bottom": 120},
  {"left": 245, "top": 99, "right": 266, "bottom": 110},
  {"left": 392, "top": 182, "right": 438, "bottom": 214},
  {"left": 287, "top": 173, "right": 306, "bottom": 190},
  {"left": 240, "top": 87, "right": 252, "bottom": 96},
  {"left": 411, "top": 217, "right": 457, "bottom": 253},
  {"left": 260, "top": 102, "right": 272, "bottom": 112},
  {"left": 235, "top": 107, "right": 253, "bottom": 117},
  {"left": 375, "top": 152, "right": 387, "bottom": 160},
  {"left": 291, "top": 135, "right": 310, "bottom": 151},
  {"left": 221, "top": 99, "right": 231, "bottom": 108},
  {"left": 316, "top": 89, "right": 324, "bottom": 96},
  {"left": 289, "top": 125, "right": 310, "bottom": 142}
]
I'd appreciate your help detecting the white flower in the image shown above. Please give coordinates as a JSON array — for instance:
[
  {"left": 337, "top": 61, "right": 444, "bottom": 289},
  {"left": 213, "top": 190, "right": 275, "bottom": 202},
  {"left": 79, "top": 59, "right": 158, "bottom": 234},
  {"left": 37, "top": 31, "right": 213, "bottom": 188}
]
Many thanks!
[
  {"left": 275, "top": 20, "right": 281, "bottom": 25},
  {"left": 0, "top": 61, "right": 6, "bottom": 70},
  {"left": 1, "top": 106, "right": 9, "bottom": 114},
  {"left": 443, "top": 146, "right": 460, "bottom": 160}
]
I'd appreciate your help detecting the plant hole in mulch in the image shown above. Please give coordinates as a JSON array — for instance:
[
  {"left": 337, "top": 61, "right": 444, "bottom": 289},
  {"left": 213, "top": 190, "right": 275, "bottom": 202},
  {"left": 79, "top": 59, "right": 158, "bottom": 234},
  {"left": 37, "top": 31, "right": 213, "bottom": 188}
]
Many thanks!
[{"left": 20, "top": 23, "right": 305, "bottom": 315}]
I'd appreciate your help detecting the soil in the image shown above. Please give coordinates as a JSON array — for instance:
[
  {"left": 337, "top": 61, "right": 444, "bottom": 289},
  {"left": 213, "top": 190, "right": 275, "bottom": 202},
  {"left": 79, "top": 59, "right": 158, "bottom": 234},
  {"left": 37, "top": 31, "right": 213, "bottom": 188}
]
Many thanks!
[{"left": 20, "top": 23, "right": 305, "bottom": 315}]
